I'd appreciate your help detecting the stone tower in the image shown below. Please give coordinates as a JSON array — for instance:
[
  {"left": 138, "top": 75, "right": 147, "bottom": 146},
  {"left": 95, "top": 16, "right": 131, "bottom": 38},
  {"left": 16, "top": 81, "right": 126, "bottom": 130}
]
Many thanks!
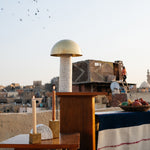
[{"left": 147, "top": 69, "right": 150, "bottom": 84}]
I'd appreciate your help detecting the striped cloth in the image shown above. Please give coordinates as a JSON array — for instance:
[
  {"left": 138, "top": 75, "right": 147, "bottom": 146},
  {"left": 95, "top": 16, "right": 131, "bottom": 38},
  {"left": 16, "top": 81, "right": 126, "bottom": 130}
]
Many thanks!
[{"left": 95, "top": 111, "right": 150, "bottom": 150}]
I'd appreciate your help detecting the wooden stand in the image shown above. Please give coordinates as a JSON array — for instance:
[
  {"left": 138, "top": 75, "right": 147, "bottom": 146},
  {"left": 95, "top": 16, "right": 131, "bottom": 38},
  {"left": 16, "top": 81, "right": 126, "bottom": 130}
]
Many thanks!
[
  {"left": 57, "top": 92, "right": 99, "bottom": 150},
  {"left": 49, "top": 120, "right": 60, "bottom": 138},
  {"left": 29, "top": 133, "right": 41, "bottom": 144}
]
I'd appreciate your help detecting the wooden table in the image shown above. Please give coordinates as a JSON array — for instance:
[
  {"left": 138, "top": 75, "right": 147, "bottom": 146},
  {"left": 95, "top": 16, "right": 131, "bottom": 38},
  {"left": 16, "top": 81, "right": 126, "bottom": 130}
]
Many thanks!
[{"left": 0, "top": 133, "right": 80, "bottom": 150}]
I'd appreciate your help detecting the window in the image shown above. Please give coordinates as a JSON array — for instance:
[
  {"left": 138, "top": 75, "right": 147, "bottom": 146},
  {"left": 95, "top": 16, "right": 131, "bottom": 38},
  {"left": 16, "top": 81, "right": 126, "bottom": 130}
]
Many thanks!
[{"left": 95, "top": 62, "right": 101, "bottom": 67}]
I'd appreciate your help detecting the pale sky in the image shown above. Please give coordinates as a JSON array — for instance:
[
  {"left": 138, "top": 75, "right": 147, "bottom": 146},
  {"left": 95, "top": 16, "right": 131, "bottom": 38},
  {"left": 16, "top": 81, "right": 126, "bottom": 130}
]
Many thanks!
[{"left": 0, "top": 0, "right": 150, "bottom": 87}]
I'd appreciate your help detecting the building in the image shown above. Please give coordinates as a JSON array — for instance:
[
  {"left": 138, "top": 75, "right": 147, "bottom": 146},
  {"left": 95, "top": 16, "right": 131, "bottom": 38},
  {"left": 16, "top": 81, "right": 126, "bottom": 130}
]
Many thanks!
[
  {"left": 72, "top": 59, "right": 136, "bottom": 93},
  {"left": 147, "top": 69, "right": 150, "bottom": 85}
]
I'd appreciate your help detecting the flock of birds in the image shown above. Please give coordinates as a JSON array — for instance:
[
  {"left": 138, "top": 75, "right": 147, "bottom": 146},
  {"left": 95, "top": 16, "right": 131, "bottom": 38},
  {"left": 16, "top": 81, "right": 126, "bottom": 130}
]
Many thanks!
[{"left": 0, "top": 0, "right": 51, "bottom": 29}]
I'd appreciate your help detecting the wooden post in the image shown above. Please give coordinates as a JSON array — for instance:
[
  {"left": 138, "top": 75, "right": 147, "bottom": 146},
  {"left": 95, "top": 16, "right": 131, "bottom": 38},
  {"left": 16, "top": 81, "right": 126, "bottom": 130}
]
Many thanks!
[
  {"left": 52, "top": 85, "right": 56, "bottom": 121},
  {"left": 57, "top": 92, "right": 99, "bottom": 150}
]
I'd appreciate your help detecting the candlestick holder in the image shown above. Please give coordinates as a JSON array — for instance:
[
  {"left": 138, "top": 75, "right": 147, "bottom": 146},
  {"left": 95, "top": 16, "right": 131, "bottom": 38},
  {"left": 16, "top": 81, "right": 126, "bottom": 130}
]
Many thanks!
[
  {"left": 29, "top": 133, "right": 41, "bottom": 144},
  {"left": 49, "top": 120, "right": 60, "bottom": 138}
]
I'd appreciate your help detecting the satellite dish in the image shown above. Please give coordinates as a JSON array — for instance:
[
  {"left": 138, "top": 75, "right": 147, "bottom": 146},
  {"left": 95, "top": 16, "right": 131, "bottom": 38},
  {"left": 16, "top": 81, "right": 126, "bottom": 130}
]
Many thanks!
[{"left": 110, "top": 82, "right": 120, "bottom": 91}]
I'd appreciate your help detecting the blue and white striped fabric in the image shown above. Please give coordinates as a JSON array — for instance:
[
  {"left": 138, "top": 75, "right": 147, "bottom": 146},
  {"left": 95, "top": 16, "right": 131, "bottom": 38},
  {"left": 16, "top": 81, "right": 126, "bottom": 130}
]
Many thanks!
[{"left": 95, "top": 111, "right": 150, "bottom": 150}]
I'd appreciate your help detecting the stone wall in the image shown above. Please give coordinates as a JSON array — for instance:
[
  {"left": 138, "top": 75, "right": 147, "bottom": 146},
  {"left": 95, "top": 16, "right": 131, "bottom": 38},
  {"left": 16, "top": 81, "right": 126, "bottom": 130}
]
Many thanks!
[
  {"left": 110, "top": 94, "right": 127, "bottom": 107},
  {"left": 0, "top": 110, "right": 56, "bottom": 142},
  {"left": 0, "top": 106, "right": 121, "bottom": 143},
  {"left": 127, "top": 92, "right": 150, "bottom": 102}
]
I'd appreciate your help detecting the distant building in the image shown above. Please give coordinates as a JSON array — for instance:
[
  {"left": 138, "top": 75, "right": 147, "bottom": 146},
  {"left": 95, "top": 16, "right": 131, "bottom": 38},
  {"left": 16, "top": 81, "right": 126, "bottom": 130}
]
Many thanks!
[
  {"left": 10, "top": 83, "right": 20, "bottom": 88},
  {"left": 138, "top": 81, "right": 150, "bottom": 93},
  {"left": 0, "top": 92, "right": 7, "bottom": 98},
  {"left": 7, "top": 92, "right": 19, "bottom": 98},
  {"left": 33, "top": 81, "right": 42, "bottom": 87},
  {"left": 72, "top": 59, "right": 136, "bottom": 93},
  {"left": 140, "top": 81, "right": 150, "bottom": 89},
  {"left": 0, "top": 92, "right": 7, "bottom": 103},
  {"left": 147, "top": 69, "right": 150, "bottom": 84},
  {"left": 5, "top": 83, "right": 21, "bottom": 92},
  {"left": 138, "top": 70, "right": 150, "bottom": 93},
  {"left": 0, "top": 85, "right": 5, "bottom": 90},
  {"left": 23, "top": 85, "right": 34, "bottom": 91}
]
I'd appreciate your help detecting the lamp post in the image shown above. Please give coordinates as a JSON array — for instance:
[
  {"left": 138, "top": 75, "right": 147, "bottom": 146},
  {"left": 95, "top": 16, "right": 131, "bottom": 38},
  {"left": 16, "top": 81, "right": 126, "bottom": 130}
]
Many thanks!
[
  {"left": 49, "top": 39, "right": 82, "bottom": 138},
  {"left": 50, "top": 39, "right": 82, "bottom": 92}
]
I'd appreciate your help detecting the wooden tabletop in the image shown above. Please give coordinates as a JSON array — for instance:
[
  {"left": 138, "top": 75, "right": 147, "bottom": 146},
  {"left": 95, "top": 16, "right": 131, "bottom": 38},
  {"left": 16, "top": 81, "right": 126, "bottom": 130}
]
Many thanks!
[{"left": 0, "top": 133, "right": 80, "bottom": 150}]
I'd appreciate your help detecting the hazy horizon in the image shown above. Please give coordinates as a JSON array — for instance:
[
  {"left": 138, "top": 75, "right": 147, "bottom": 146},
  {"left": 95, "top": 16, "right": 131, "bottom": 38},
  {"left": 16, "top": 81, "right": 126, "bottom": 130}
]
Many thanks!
[{"left": 1, "top": 0, "right": 150, "bottom": 87}]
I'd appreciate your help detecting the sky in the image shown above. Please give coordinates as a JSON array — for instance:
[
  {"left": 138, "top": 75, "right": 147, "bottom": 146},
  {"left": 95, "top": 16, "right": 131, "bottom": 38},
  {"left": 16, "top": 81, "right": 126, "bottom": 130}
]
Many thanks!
[{"left": 0, "top": 0, "right": 150, "bottom": 87}]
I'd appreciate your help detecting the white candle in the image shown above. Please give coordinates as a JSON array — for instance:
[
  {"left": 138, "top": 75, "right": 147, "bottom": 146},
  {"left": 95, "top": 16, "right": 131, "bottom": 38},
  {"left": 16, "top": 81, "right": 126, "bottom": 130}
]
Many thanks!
[{"left": 32, "top": 96, "right": 37, "bottom": 134}]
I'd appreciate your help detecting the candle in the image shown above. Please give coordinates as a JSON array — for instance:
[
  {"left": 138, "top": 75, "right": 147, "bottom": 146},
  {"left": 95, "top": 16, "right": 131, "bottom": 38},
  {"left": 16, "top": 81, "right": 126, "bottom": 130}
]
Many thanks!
[
  {"left": 32, "top": 96, "right": 37, "bottom": 134},
  {"left": 52, "top": 85, "right": 56, "bottom": 121}
]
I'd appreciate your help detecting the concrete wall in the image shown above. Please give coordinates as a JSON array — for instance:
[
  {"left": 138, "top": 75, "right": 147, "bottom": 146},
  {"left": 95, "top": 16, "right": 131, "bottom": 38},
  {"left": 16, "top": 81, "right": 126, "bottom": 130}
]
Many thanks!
[
  {"left": 1, "top": 92, "right": 149, "bottom": 143},
  {"left": 110, "top": 94, "right": 127, "bottom": 107},
  {"left": 0, "top": 110, "right": 54, "bottom": 142},
  {"left": 0, "top": 106, "right": 121, "bottom": 143},
  {"left": 127, "top": 92, "right": 150, "bottom": 102}
]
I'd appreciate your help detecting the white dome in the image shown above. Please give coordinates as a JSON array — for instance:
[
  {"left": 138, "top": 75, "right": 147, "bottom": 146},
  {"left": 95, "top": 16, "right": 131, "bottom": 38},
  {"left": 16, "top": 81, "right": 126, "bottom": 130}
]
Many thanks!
[{"left": 139, "top": 81, "right": 150, "bottom": 88}]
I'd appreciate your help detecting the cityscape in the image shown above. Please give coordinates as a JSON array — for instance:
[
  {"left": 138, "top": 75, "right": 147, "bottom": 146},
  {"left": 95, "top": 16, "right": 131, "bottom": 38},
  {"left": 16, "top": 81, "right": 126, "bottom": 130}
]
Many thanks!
[
  {"left": 0, "top": 78, "right": 58, "bottom": 113},
  {"left": 1, "top": 58, "right": 150, "bottom": 114}
]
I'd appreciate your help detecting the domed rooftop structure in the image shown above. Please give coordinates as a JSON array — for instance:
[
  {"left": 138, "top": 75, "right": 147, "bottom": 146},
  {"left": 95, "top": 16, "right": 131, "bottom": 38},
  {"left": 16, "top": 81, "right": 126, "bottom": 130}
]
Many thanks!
[
  {"left": 51, "top": 39, "right": 82, "bottom": 57},
  {"left": 139, "top": 81, "right": 150, "bottom": 88}
]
